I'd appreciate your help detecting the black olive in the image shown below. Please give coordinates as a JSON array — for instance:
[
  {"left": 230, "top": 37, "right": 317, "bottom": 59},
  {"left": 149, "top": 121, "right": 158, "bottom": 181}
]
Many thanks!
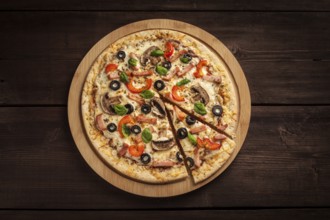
[
  {"left": 180, "top": 53, "right": 192, "bottom": 63},
  {"left": 107, "top": 123, "right": 117, "bottom": 132},
  {"left": 130, "top": 125, "right": 141, "bottom": 134},
  {"left": 116, "top": 50, "right": 126, "bottom": 60},
  {"left": 140, "top": 153, "right": 151, "bottom": 164},
  {"left": 124, "top": 103, "right": 134, "bottom": 114},
  {"left": 141, "top": 104, "right": 151, "bottom": 114},
  {"left": 185, "top": 115, "right": 196, "bottom": 125},
  {"left": 177, "top": 127, "right": 188, "bottom": 139},
  {"left": 186, "top": 157, "right": 195, "bottom": 168},
  {"left": 153, "top": 80, "right": 165, "bottom": 91},
  {"left": 212, "top": 105, "right": 223, "bottom": 116},
  {"left": 176, "top": 151, "right": 183, "bottom": 162},
  {"left": 162, "top": 61, "right": 172, "bottom": 70},
  {"left": 109, "top": 80, "right": 121, "bottom": 91}
]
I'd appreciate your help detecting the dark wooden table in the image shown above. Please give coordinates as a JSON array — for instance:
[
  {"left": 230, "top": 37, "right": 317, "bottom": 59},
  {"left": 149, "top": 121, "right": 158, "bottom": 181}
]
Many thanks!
[{"left": 1, "top": 1, "right": 330, "bottom": 219}]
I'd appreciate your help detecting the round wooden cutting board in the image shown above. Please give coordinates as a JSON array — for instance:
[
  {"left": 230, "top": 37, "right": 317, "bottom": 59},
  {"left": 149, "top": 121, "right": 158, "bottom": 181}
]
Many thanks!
[{"left": 68, "top": 19, "right": 251, "bottom": 197}]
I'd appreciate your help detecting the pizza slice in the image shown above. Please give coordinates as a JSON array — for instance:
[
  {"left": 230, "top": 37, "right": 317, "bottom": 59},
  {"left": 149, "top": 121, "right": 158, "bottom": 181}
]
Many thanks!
[
  {"left": 165, "top": 103, "right": 236, "bottom": 183},
  {"left": 156, "top": 53, "right": 238, "bottom": 137}
]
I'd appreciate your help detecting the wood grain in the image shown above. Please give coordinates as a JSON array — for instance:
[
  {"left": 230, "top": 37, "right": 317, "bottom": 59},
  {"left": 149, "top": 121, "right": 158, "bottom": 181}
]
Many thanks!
[
  {"left": 0, "top": 12, "right": 329, "bottom": 105},
  {"left": 1, "top": 209, "right": 330, "bottom": 220},
  {"left": 1, "top": 0, "right": 330, "bottom": 11},
  {"left": 0, "top": 106, "right": 329, "bottom": 208}
]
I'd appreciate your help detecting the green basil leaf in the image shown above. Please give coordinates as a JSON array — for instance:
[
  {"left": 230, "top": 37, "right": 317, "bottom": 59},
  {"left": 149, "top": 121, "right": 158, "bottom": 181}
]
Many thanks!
[
  {"left": 142, "top": 128, "right": 152, "bottom": 143},
  {"left": 151, "top": 49, "right": 164, "bottom": 57},
  {"left": 122, "top": 124, "right": 131, "bottom": 137},
  {"left": 119, "top": 72, "right": 129, "bottom": 83},
  {"left": 194, "top": 102, "right": 207, "bottom": 115},
  {"left": 156, "top": 65, "right": 168, "bottom": 76},
  {"left": 113, "top": 104, "right": 128, "bottom": 116},
  {"left": 187, "top": 132, "right": 197, "bottom": 145},
  {"left": 176, "top": 78, "right": 191, "bottom": 86},
  {"left": 140, "top": 90, "right": 155, "bottom": 99},
  {"left": 128, "top": 58, "right": 138, "bottom": 67}
]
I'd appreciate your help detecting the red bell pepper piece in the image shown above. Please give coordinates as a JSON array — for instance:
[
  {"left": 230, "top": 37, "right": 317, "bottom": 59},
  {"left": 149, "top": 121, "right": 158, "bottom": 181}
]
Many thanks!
[
  {"left": 171, "top": 85, "right": 185, "bottom": 102},
  {"left": 193, "top": 60, "right": 208, "bottom": 78},
  {"left": 128, "top": 144, "right": 145, "bottom": 157},
  {"left": 164, "top": 41, "right": 174, "bottom": 60},
  {"left": 197, "top": 137, "right": 221, "bottom": 150},
  {"left": 105, "top": 63, "right": 118, "bottom": 73},
  {"left": 125, "top": 78, "right": 152, "bottom": 93}
]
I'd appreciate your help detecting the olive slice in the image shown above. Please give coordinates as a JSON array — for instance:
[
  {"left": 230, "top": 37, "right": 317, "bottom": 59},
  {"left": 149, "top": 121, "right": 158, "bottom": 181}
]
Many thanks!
[
  {"left": 177, "top": 127, "right": 188, "bottom": 139},
  {"left": 186, "top": 157, "right": 195, "bottom": 168},
  {"left": 109, "top": 80, "right": 121, "bottom": 91},
  {"left": 176, "top": 151, "right": 183, "bottom": 162},
  {"left": 124, "top": 103, "right": 134, "bottom": 114},
  {"left": 162, "top": 61, "right": 172, "bottom": 70},
  {"left": 130, "top": 125, "right": 141, "bottom": 134},
  {"left": 116, "top": 50, "right": 126, "bottom": 60},
  {"left": 141, "top": 104, "right": 152, "bottom": 114},
  {"left": 153, "top": 80, "right": 165, "bottom": 91},
  {"left": 212, "top": 105, "right": 223, "bottom": 116},
  {"left": 185, "top": 115, "right": 196, "bottom": 125},
  {"left": 180, "top": 53, "right": 192, "bottom": 63},
  {"left": 107, "top": 123, "right": 117, "bottom": 132},
  {"left": 140, "top": 153, "right": 151, "bottom": 164}
]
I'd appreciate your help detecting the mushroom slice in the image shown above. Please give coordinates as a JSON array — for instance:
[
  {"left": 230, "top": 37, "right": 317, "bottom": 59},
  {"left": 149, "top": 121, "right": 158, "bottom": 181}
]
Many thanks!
[
  {"left": 140, "top": 46, "right": 161, "bottom": 66},
  {"left": 100, "top": 93, "right": 122, "bottom": 115},
  {"left": 190, "top": 84, "right": 210, "bottom": 105},
  {"left": 152, "top": 138, "right": 175, "bottom": 151},
  {"left": 150, "top": 97, "right": 166, "bottom": 118}
]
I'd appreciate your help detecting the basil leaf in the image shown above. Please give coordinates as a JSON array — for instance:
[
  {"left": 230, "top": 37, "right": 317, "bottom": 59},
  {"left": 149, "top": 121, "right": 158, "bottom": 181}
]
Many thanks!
[
  {"left": 142, "top": 128, "right": 152, "bottom": 143},
  {"left": 128, "top": 58, "right": 138, "bottom": 67},
  {"left": 176, "top": 78, "right": 191, "bottom": 86},
  {"left": 155, "top": 65, "right": 168, "bottom": 76},
  {"left": 122, "top": 124, "right": 131, "bottom": 137},
  {"left": 151, "top": 49, "right": 164, "bottom": 57},
  {"left": 113, "top": 104, "right": 128, "bottom": 116},
  {"left": 194, "top": 102, "right": 207, "bottom": 115},
  {"left": 119, "top": 72, "right": 129, "bottom": 83},
  {"left": 187, "top": 132, "right": 197, "bottom": 145},
  {"left": 140, "top": 90, "right": 155, "bottom": 99}
]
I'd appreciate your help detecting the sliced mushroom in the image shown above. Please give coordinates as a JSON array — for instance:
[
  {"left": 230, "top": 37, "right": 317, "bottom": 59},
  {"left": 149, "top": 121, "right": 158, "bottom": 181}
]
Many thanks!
[
  {"left": 140, "top": 46, "right": 162, "bottom": 66},
  {"left": 190, "top": 84, "right": 210, "bottom": 105},
  {"left": 152, "top": 138, "right": 175, "bottom": 151},
  {"left": 100, "top": 93, "right": 122, "bottom": 115},
  {"left": 150, "top": 97, "right": 166, "bottom": 118}
]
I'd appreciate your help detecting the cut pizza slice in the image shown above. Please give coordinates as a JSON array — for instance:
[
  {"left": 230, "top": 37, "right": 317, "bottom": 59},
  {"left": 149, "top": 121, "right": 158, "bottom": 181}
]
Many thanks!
[
  {"left": 165, "top": 103, "right": 236, "bottom": 184},
  {"left": 157, "top": 56, "right": 238, "bottom": 137}
]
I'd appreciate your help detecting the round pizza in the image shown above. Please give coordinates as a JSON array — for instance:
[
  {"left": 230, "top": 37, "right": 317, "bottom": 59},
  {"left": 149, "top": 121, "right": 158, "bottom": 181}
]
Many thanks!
[{"left": 81, "top": 29, "right": 238, "bottom": 184}]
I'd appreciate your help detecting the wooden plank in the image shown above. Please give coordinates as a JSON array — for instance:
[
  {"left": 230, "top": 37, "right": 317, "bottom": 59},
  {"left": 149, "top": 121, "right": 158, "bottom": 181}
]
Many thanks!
[
  {"left": 1, "top": 209, "right": 330, "bottom": 220},
  {"left": 1, "top": 0, "right": 330, "bottom": 11},
  {"left": 0, "top": 106, "right": 329, "bottom": 208},
  {"left": 0, "top": 12, "right": 329, "bottom": 105}
]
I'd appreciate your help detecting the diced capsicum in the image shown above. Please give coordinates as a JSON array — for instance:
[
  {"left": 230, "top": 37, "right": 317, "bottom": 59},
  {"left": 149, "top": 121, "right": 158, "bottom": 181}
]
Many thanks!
[
  {"left": 193, "top": 60, "right": 208, "bottom": 78},
  {"left": 126, "top": 78, "right": 152, "bottom": 93},
  {"left": 164, "top": 41, "right": 174, "bottom": 60},
  {"left": 171, "top": 85, "right": 185, "bottom": 102}
]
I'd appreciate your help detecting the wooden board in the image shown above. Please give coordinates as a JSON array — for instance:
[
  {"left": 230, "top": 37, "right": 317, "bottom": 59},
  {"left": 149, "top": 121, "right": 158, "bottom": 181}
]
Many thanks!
[{"left": 67, "top": 19, "right": 251, "bottom": 197}]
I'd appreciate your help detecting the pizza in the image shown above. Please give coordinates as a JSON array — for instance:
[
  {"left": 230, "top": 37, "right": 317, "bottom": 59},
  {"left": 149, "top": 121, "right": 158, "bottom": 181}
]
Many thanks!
[{"left": 81, "top": 29, "right": 238, "bottom": 184}]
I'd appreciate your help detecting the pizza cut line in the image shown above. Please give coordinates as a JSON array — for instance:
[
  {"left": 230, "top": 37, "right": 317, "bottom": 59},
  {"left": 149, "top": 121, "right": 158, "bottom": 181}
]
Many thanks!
[{"left": 81, "top": 29, "right": 238, "bottom": 184}]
